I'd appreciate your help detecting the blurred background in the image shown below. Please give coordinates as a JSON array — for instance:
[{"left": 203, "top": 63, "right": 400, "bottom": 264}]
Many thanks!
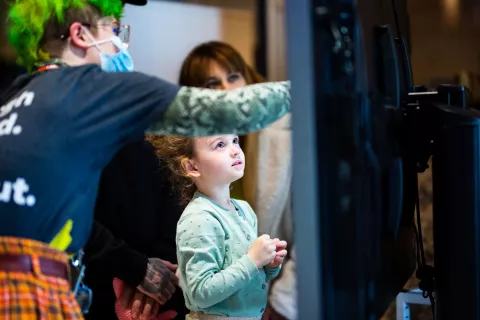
[
  {"left": 123, "top": 0, "right": 480, "bottom": 103},
  {"left": 3, "top": 0, "right": 480, "bottom": 101},
  {"left": 1, "top": 0, "right": 479, "bottom": 318}
]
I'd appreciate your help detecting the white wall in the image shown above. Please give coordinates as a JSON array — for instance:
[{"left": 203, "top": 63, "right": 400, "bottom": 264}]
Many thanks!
[{"left": 123, "top": 1, "right": 255, "bottom": 83}]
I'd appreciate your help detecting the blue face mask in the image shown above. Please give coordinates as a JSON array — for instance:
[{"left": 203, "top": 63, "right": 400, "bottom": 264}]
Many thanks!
[{"left": 84, "top": 29, "right": 134, "bottom": 73}]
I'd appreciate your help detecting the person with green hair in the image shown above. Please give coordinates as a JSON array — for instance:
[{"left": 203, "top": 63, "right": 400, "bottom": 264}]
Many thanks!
[{"left": 0, "top": 0, "right": 291, "bottom": 319}]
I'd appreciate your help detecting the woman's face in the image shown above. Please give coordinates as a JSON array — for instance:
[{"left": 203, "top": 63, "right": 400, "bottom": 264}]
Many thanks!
[{"left": 204, "top": 60, "right": 247, "bottom": 90}]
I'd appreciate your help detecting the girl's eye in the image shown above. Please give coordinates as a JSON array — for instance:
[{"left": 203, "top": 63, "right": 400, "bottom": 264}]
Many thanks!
[
  {"left": 216, "top": 142, "right": 226, "bottom": 149},
  {"left": 233, "top": 137, "right": 239, "bottom": 144}
]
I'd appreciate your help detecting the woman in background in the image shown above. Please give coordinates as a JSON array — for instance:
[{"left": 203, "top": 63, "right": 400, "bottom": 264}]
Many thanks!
[{"left": 177, "top": 41, "right": 296, "bottom": 320}]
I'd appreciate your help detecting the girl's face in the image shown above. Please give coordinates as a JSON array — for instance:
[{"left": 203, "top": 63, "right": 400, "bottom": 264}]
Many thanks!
[
  {"left": 204, "top": 60, "right": 247, "bottom": 90},
  {"left": 185, "top": 135, "right": 245, "bottom": 187}
]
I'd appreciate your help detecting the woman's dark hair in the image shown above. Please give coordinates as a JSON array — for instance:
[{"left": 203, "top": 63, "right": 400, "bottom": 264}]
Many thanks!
[{"left": 178, "top": 41, "right": 264, "bottom": 87}]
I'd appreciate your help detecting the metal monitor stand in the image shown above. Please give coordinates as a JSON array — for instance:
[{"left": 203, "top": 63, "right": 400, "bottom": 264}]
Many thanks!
[
  {"left": 286, "top": 0, "right": 352, "bottom": 319},
  {"left": 286, "top": 0, "right": 324, "bottom": 319}
]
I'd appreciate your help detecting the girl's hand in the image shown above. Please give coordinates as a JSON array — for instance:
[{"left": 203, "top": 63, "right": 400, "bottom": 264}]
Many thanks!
[
  {"left": 267, "top": 239, "right": 288, "bottom": 268},
  {"left": 248, "top": 234, "right": 277, "bottom": 268}
]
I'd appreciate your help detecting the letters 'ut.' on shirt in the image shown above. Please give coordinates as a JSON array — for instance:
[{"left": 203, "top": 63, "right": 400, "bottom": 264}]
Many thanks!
[
  {"left": 176, "top": 192, "right": 281, "bottom": 318},
  {"left": 0, "top": 65, "right": 179, "bottom": 252}
]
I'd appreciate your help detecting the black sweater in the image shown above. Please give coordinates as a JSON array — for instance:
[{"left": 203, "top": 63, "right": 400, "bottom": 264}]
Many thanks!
[{"left": 83, "top": 140, "right": 188, "bottom": 319}]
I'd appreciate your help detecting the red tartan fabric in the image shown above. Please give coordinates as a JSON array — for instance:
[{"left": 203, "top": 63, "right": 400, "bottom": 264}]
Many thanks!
[{"left": 0, "top": 237, "right": 83, "bottom": 320}]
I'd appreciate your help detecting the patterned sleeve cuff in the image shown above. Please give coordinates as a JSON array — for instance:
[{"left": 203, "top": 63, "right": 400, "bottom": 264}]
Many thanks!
[{"left": 264, "top": 265, "right": 282, "bottom": 281}]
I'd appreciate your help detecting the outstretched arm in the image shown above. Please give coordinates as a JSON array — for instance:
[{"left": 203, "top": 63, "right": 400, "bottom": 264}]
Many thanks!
[
  {"left": 147, "top": 81, "right": 291, "bottom": 137},
  {"left": 69, "top": 67, "right": 290, "bottom": 153}
]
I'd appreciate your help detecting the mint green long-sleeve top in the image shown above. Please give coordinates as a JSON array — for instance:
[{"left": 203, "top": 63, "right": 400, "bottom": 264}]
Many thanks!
[{"left": 176, "top": 192, "right": 281, "bottom": 318}]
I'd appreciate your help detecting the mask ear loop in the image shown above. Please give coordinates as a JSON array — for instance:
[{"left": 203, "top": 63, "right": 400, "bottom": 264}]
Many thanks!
[
  {"left": 110, "top": 35, "right": 129, "bottom": 51},
  {"left": 81, "top": 26, "right": 110, "bottom": 52}
]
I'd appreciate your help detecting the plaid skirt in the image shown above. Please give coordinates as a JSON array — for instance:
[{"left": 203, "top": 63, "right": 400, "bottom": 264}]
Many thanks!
[{"left": 0, "top": 237, "right": 83, "bottom": 320}]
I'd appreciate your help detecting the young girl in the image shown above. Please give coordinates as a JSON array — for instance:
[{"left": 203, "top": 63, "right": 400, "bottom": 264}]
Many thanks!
[
  {"left": 152, "top": 135, "right": 288, "bottom": 320},
  {"left": 178, "top": 42, "right": 295, "bottom": 319}
]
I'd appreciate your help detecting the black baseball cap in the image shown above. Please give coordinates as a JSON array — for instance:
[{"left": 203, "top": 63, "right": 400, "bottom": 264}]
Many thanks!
[{"left": 122, "top": 0, "right": 147, "bottom": 5}]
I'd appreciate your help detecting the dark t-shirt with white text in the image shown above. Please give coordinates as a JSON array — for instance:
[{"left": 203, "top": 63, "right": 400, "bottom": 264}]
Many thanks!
[{"left": 0, "top": 65, "right": 179, "bottom": 252}]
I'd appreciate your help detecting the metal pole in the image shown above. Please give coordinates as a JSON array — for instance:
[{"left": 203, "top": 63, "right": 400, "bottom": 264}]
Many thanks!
[{"left": 286, "top": 0, "right": 324, "bottom": 319}]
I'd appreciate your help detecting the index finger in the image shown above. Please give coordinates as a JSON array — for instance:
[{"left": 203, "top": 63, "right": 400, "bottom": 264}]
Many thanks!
[
  {"left": 132, "top": 290, "right": 145, "bottom": 319},
  {"left": 276, "top": 241, "right": 287, "bottom": 249}
]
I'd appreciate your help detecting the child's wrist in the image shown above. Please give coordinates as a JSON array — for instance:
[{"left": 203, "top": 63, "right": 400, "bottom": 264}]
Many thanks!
[{"left": 246, "top": 253, "right": 262, "bottom": 268}]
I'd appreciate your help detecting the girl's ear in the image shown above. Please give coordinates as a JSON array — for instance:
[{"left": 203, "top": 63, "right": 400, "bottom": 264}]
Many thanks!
[{"left": 182, "top": 158, "right": 200, "bottom": 178}]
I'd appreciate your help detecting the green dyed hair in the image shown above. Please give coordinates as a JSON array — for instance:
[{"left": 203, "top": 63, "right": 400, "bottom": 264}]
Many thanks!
[{"left": 7, "top": 0, "right": 124, "bottom": 71}]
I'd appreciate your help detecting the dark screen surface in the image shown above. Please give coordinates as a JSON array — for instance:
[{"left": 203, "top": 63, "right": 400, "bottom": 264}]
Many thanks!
[{"left": 287, "top": 0, "right": 416, "bottom": 319}]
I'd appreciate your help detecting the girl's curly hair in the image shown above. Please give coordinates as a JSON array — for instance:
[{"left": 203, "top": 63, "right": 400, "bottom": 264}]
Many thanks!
[
  {"left": 7, "top": 0, "right": 123, "bottom": 71},
  {"left": 147, "top": 135, "right": 198, "bottom": 206}
]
